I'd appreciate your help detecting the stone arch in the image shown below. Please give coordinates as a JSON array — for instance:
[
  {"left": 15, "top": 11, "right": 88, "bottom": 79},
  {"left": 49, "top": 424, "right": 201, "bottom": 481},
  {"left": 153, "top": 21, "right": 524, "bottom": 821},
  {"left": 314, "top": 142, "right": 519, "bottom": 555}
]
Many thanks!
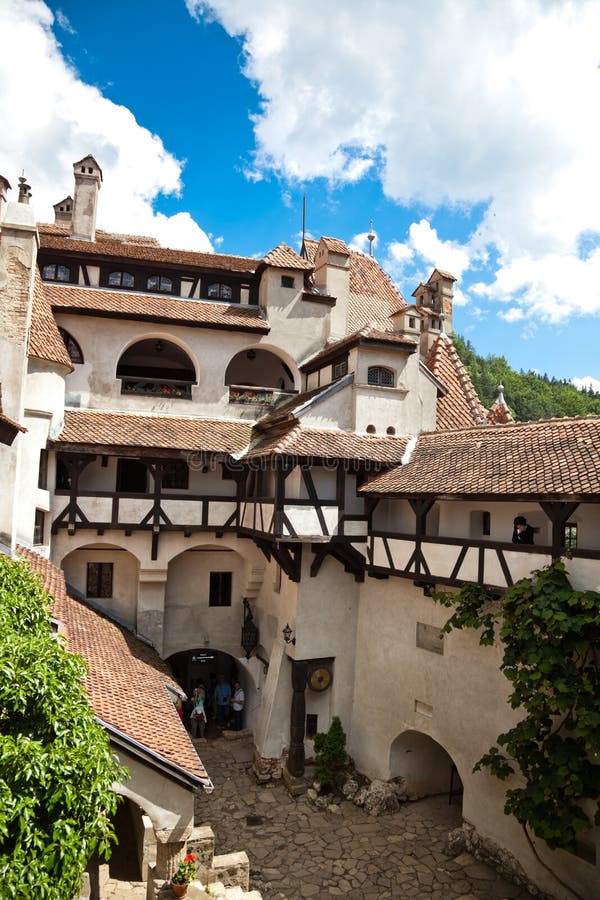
[
  {"left": 389, "top": 729, "right": 463, "bottom": 806},
  {"left": 60, "top": 542, "right": 140, "bottom": 630},
  {"left": 116, "top": 335, "right": 197, "bottom": 398},
  {"left": 225, "top": 342, "right": 300, "bottom": 392}
]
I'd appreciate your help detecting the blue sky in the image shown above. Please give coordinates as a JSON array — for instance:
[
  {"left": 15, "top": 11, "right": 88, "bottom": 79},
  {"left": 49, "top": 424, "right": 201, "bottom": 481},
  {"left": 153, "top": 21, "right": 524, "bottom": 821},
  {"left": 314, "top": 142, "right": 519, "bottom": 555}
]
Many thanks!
[{"left": 2, "top": 0, "right": 600, "bottom": 390}]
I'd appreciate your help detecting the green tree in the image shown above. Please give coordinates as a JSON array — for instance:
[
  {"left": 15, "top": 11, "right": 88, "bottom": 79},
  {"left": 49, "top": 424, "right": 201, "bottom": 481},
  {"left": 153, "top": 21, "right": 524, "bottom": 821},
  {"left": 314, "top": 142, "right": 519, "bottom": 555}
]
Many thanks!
[
  {"left": 313, "top": 716, "right": 349, "bottom": 791},
  {"left": 0, "top": 556, "right": 126, "bottom": 899}
]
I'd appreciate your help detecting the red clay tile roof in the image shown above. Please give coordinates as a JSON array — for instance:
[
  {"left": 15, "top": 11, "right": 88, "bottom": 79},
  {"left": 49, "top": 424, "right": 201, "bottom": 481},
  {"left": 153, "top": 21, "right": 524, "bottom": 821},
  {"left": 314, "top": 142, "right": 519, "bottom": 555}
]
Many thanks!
[
  {"left": 245, "top": 424, "right": 411, "bottom": 463},
  {"left": 305, "top": 239, "right": 405, "bottom": 334},
  {"left": 29, "top": 271, "right": 73, "bottom": 370},
  {"left": 18, "top": 546, "right": 208, "bottom": 784},
  {"left": 360, "top": 416, "right": 600, "bottom": 499},
  {"left": 320, "top": 236, "right": 351, "bottom": 254},
  {"left": 54, "top": 408, "right": 253, "bottom": 454},
  {"left": 39, "top": 224, "right": 161, "bottom": 247},
  {"left": 425, "top": 336, "right": 487, "bottom": 430},
  {"left": 263, "top": 243, "right": 313, "bottom": 270},
  {"left": 45, "top": 283, "right": 269, "bottom": 333},
  {"left": 300, "top": 325, "right": 417, "bottom": 373},
  {"left": 38, "top": 229, "right": 259, "bottom": 274}
]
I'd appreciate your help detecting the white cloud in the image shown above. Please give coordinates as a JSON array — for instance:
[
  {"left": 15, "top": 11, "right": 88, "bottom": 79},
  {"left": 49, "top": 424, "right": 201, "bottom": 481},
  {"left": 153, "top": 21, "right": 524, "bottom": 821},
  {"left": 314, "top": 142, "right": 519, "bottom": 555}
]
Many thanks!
[
  {"left": 349, "top": 230, "right": 377, "bottom": 255},
  {"left": 0, "top": 0, "right": 212, "bottom": 251},
  {"left": 188, "top": 0, "right": 600, "bottom": 323},
  {"left": 573, "top": 376, "right": 600, "bottom": 394}
]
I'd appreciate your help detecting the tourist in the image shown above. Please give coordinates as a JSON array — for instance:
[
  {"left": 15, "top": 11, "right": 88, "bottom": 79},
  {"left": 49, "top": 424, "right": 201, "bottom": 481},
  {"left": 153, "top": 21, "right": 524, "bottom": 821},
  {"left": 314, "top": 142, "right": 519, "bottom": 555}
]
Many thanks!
[
  {"left": 230, "top": 681, "right": 245, "bottom": 731},
  {"left": 214, "top": 674, "right": 232, "bottom": 727},
  {"left": 190, "top": 689, "right": 206, "bottom": 738},
  {"left": 512, "top": 516, "right": 535, "bottom": 544}
]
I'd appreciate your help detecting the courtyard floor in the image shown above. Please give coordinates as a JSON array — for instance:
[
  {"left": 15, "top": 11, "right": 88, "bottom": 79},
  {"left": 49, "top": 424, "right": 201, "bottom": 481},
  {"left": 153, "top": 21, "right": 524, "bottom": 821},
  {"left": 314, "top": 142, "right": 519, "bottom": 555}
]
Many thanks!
[{"left": 193, "top": 733, "right": 533, "bottom": 900}]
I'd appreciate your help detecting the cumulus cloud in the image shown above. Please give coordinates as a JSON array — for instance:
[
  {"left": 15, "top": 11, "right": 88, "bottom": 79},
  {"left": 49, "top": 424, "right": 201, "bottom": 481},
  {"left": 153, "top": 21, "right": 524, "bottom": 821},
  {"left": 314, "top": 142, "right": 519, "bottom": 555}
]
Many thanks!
[
  {"left": 188, "top": 0, "right": 600, "bottom": 323},
  {"left": 0, "top": 0, "right": 212, "bottom": 251},
  {"left": 573, "top": 376, "right": 600, "bottom": 394}
]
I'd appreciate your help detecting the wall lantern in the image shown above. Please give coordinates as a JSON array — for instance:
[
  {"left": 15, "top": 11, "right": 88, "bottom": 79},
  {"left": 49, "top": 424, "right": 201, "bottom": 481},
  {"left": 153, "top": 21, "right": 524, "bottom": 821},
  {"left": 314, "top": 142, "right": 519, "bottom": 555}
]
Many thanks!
[
  {"left": 246, "top": 349, "right": 256, "bottom": 360},
  {"left": 241, "top": 598, "right": 259, "bottom": 659},
  {"left": 155, "top": 339, "right": 164, "bottom": 353},
  {"left": 282, "top": 623, "right": 296, "bottom": 645}
]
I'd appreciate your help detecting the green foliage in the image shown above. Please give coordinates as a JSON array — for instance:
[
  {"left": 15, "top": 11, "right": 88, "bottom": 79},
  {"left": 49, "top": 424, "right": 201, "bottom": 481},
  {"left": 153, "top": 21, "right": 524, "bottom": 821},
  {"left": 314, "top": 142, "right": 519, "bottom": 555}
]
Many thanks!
[
  {"left": 434, "top": 561, "right": 600, "bottom": 851},
  {"left": 454, "top": 334, "right": 600, "bottom": 421},
  {"left": 313, "top": 716, "right": 349, "bottom": 791},
  {"left": 0, "top": 556, "right": 126, "bottom": 899}
]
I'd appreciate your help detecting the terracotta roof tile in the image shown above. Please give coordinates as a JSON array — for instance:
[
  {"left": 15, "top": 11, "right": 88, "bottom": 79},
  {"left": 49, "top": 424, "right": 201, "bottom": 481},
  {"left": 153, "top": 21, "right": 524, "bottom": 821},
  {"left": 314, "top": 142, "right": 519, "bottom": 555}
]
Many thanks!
[
  {"left": 54, "top": 408, "right": 253, "bottom": 454},
  {"left": 29, "top": 271, "right": 73, "bottom": 370},
  {"left": 245, "top": 424, "right": 411, "bottom": 463},
  {"left": 361, "top": 416, "right": 600, "bottom": 498},
  {"left": 39, "top": 224, "right": 161, "bottom": 247},
  {"left": 18, "top": 547, "right": 208, "bottom": 784},
  {"left": 305, "top": 239, "right": 405, "bottom": 334},
  {"left": 38, "top": 229, "right": 259, "bottom": 274},
  {"left": 45, "top": 283, "right": 269, "bottom": 333},
  {"left": 425, "top": 336, "right": 487, "bottom": 429},
  {"left": 320, "top": 236, "right": 350, "bottom": 254},
  {"left": 263, "top": 243, "right": 313, "bottom": 270}
]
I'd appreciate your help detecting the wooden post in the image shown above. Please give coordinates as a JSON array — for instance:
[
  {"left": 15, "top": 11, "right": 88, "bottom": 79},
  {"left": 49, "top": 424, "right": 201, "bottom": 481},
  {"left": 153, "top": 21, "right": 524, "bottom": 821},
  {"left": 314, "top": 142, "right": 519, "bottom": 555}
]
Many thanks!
[{"left": 287, "top": 659, "right": 308, "bottom": 777}]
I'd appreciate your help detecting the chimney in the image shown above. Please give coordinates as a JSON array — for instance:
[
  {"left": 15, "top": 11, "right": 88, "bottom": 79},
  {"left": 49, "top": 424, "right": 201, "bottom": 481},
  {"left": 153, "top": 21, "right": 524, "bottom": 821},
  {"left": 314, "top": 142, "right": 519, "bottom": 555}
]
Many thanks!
[
  {"left": 53, "top": 195, "right": 73, "bottom": 227},
  {"left": 71, "top": 155, "right": 102, "bottom": 241},
  {"left": 314, "top": 236, "right": 351, "bottom": 340},
  {"left": 412, "top": 268, "right": 456, "bottom": 356},
  {"left": 0, "top": 176, "right": 11, "bottom": 223}
]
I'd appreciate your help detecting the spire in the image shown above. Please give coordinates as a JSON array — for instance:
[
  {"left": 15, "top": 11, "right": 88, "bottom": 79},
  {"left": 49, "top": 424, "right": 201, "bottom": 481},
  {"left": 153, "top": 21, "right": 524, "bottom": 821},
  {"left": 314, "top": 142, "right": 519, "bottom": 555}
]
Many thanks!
[
  {"left": 486, "top": 383, "right": 513, "bottom": 425},
  {"left": 367, "top": 218, "right": 375, "bottom": 257},
  {"left": 300, "top": 194, "right": 308, "bottom": 260}
]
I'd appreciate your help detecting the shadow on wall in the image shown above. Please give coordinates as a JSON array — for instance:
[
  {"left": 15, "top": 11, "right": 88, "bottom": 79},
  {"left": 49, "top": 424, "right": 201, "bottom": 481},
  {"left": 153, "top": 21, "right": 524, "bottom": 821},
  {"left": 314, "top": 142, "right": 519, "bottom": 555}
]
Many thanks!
[{"left": 390, "top": 729, "right": 463, "bottom": 806}]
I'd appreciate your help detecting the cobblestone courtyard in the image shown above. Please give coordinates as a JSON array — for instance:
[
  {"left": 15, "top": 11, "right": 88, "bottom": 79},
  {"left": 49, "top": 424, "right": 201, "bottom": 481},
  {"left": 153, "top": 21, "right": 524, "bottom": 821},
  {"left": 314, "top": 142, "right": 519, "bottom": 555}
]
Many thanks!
[{"left": 194, "top": 735, "right": 532, "bottom": 900}]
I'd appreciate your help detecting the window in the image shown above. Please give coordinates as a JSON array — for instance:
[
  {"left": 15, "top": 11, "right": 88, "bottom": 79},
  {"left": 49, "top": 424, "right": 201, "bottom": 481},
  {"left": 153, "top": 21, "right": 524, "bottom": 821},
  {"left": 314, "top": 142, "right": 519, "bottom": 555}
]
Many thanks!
[
  {"left": 209, "top": 571, "right": 232, "bottom": 607},
  {"left": 332, "top": 358, "right": 348, "bottom": 379},
  {"left": 409, "top": 316, "right": 416, "bottom": 328},
  {"left": 58, "top": 328, "right": 84, "bottom": 364},
  {"left": 162, "top": 460, "right": 189, "bottom": 490},
  {"left": 55, "top": 458, "right": 71, "bottom": 490},
  {"left": 33, "top": 510, "right": 45, "bottom": 546},
  {"left": 386, "top": 426, "right": 396, "bottom": 436},
  {"left": 207, "top": 283, "right": 233, "bottom": 300},
  {"left": 38, "top": 449, "right": 48, "bottom": 489},
  {"left": 42, "top": 263, "right": 71, "bottom": 282},
  {"left": 563, "top": 522, "right": 578, "bottom": 550},
  {"left": 116, "top": 458, "right": 147, "bottom": 493},
  {"left": 366, "top": 424, "right": 376, "bottom": 434},
  {"left": 273, "top": 564, "right": 282, "bottom": 594},
  {"left": 281, "top": 275, "right": 295, "bottom": 288},
  {"left": 367, "top": 366, "right": 394, "bottom": 387},
  {"left": 146, "top": 274, "right": 173, "bottom": 293},
  {"left": 108, "top": 271, "right": 134, "bottom": 288},
  {"left": 86, "top": 562, "right": 113, "bottom": 598}
]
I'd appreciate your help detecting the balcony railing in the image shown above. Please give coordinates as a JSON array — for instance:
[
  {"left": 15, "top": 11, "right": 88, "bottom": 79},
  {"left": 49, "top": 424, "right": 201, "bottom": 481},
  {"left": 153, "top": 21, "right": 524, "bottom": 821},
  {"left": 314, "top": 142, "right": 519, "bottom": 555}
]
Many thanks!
[
  {"left": 228, "top": 384, "right": 298, "bottom": 406},
  {"left": 120, "top": 377, "right": 192, "bottom": 399}
]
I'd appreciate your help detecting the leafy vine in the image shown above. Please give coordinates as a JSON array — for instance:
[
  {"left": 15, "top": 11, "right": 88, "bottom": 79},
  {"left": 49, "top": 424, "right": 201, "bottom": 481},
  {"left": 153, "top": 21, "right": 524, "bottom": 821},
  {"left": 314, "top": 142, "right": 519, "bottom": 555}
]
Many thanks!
[{"left": 433, "top": 561, "right": 600, "bottom": 855}]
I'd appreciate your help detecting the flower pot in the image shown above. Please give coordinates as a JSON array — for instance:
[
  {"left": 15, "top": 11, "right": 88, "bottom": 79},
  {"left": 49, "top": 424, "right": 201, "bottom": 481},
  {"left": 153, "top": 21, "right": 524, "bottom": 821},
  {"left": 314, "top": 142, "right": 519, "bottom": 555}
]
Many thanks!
[{"left": 170, "top": 880, "right": 188, "bottom": 898}]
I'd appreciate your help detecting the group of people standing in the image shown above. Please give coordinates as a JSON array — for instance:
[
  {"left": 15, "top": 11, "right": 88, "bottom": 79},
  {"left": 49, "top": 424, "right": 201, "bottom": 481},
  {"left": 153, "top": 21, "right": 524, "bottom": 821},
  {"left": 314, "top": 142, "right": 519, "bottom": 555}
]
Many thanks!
[{"left": 177, "top": 674, "right": 245, "bottom": 738}]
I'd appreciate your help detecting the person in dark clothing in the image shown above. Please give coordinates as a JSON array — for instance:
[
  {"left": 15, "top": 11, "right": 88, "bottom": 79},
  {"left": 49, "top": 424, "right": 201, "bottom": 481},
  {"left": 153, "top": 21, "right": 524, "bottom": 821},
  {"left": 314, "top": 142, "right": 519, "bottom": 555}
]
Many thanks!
[{"left": 512, "top": 516, "right": 535, "bottom": 544}]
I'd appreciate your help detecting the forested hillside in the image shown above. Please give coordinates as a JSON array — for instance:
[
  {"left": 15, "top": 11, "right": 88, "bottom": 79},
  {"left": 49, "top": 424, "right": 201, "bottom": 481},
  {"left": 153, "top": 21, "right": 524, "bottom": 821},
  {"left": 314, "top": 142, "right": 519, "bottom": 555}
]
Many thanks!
[{"left": 454, "top": 335, "right": 600, "bottom": 422}]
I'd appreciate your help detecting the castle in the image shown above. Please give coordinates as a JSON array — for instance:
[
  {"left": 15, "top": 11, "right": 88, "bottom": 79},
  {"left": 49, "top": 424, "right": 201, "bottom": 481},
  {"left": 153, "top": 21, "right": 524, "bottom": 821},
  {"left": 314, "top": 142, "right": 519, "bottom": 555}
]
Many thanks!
[{"left": 1, "top": 156, "right": 598, "bottom": 898}]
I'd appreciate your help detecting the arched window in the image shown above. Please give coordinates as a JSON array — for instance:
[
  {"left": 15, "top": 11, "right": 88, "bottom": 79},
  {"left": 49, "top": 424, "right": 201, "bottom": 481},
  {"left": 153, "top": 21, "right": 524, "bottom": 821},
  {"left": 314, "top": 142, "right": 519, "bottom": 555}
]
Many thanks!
[
  {"left": 42, "top": 263, "right": 71, "bottom": 282},
  {"left": 367, "top": 366, "right": 394, "bottom": 387},
  {"left": 58, "top": 327, "right": 84, "bottom": 364},
  {"left": 366, "top": 424, "right": 376, "bottom": 434},
  {"left": 386, "top": 426, "right": 396, "bottom": 436},
  {"left": 108, "top": 271, "right": 135, "bottom": 288},
  {"left": 207, "top": 283, "right": 233, "bottom": 300},
  {"left": 146, "top": 274, "right": 173, "bottom": 293},
  {"left": 116, "top": 338, "right": 195, "bottom": 399}
]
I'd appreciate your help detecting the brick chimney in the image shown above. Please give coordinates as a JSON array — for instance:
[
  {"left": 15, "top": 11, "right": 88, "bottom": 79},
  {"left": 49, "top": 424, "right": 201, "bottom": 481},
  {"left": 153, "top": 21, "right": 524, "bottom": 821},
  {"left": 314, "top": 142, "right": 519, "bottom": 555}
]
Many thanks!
[{"left": 71, "top": 155, "right": 102, "bottom": 241}]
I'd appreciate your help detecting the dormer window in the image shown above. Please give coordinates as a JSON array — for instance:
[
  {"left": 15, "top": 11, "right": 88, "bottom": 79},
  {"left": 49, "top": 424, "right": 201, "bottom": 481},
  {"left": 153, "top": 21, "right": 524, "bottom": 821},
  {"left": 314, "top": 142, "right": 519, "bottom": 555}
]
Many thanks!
[
  {"left": 147, "top": 275, "right": 172, "bottom": 293},
  {"left": 42, "top": 263, "right": 71, "bottom": 282},
  {"left": 368, "top": 366, "right": 394, "bottom": 387},
  {"left": 108, "top": 271, "right": 134, "bottom": 288},
  {"left": 207, "top": 283, "right": 233, "bottom": 300},
  {"left": 281, "top": 275, "right": 295, "bottom": 288}
]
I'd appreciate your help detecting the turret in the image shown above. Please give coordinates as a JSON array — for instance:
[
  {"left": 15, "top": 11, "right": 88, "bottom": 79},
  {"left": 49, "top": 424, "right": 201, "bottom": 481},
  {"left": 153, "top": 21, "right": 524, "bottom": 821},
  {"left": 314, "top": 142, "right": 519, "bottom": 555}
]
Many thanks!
[{"left": 413, "top": 268, "right": 456, "bottom": 356}]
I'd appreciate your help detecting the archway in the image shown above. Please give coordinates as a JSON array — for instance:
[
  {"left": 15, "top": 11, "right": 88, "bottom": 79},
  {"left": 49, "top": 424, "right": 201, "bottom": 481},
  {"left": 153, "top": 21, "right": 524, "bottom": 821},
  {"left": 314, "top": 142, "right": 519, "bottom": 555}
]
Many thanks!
[
  {"left": 390, "top": 730, "right": 463, "bottom": 808},
  {"left": 61, "top": 543, "right": 140, "bottom": 630},
  {"left": 225, "top": 346, "right": 298, "bottom": 401},
  {"left": 116, "top": 337, "right": 196, "bottom": 399}
]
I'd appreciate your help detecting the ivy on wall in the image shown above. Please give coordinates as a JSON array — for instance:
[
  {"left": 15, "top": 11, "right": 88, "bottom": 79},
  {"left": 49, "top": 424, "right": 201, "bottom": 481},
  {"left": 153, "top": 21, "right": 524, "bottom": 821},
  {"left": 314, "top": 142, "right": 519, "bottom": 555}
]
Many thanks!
[{"left": 433, "top": 561, "right": 600, "bottom": 853}]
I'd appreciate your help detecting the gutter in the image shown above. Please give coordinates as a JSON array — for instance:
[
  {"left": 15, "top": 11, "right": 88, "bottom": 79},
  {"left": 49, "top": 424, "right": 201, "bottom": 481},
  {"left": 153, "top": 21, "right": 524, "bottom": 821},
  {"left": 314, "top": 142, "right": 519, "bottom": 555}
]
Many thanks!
[{"left": 99, "top": 718, "right": 214, "bottom": 793}]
